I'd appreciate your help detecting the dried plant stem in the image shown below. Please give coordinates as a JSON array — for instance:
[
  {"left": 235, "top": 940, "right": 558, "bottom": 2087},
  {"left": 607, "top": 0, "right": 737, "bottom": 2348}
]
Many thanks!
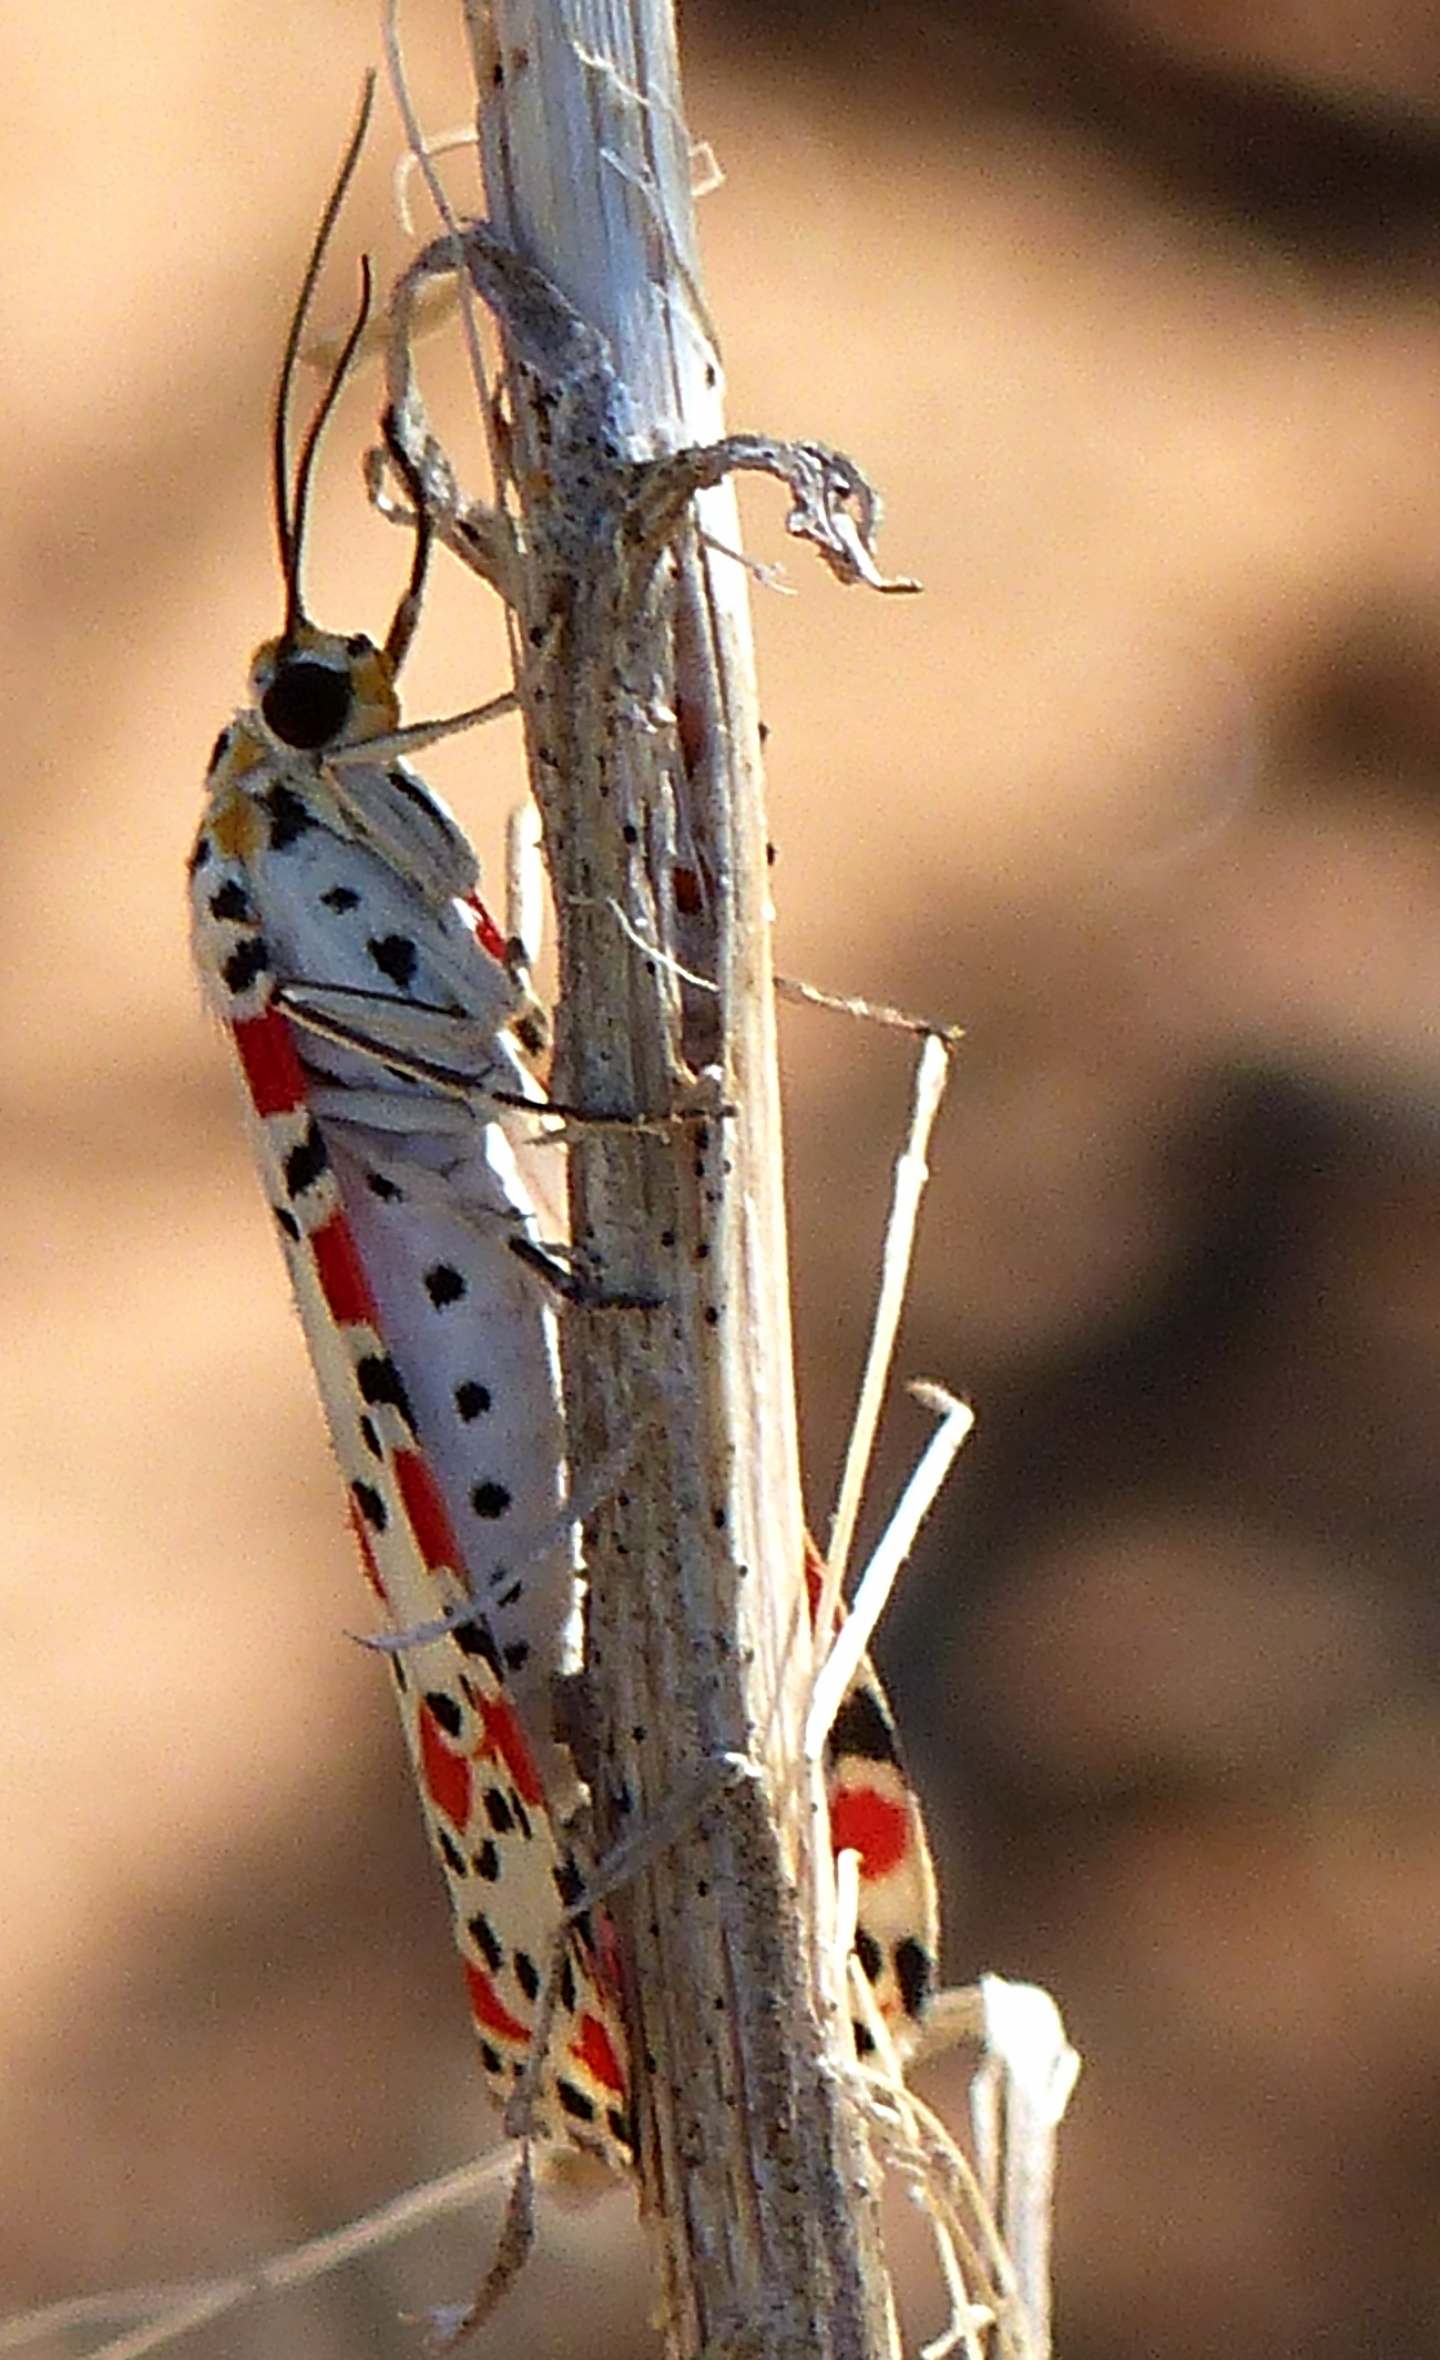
[{"left": 424, "top": 4, "right": 913, "bottom": 2355}]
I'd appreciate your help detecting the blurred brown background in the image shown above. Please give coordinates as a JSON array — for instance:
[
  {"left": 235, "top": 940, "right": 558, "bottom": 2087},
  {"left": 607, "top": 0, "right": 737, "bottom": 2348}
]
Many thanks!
[{"left": 6, "top": 0, "right": 1440, "bottom": 2353}]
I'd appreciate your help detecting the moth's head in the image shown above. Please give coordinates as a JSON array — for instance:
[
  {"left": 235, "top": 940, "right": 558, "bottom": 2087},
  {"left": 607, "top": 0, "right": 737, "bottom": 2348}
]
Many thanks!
[
  {"left": 256, "top": 79, "right": 426, "bottom": 758},
  {"left": 247, "top": 621, "right": 399, "bottom": 754}
]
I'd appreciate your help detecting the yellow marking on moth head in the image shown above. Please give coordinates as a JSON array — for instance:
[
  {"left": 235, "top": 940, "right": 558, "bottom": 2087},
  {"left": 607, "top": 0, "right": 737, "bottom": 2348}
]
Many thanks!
[
  {"left": 210, "top": 787, "right": 263, "bottom": 860},
  {"left": 218, "top": 723, "right": 267, "bottom": 782},
  {"left": 348, "top": 643, "right": 401, "bottom": 736}
]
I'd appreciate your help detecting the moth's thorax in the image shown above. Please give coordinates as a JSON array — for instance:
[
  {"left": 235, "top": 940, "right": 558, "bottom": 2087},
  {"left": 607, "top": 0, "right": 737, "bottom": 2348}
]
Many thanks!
[{"left": 247, "top": 622, "right": 400, "bottom": 755}]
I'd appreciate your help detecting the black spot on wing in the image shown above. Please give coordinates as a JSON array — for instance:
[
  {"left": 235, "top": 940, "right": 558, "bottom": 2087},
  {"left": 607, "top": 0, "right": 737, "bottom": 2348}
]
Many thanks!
[
  {"left": 425, "top": 1263, "right": 466, "bottom": 1308},
  {"left": 829, "top": 1684, "right": 899, "bottom": 1767},
  {"left": 275, "top": 1208, "right": 300, "bottom": 1243},
  {"left": 468, "top": 1913, "right": 504, "bottom": 1973},
  {"left": 472, "top": 1839, "right": 500, "bottom": 1882},
  {"left": 894, "top": 1937, "right": 932, "bottom": 2020},
  {"left": 470, "top": 1480, "right": 512, "bottom": 1520},
  {"left": 367, "top": 933, "right": 419, "bottom": 990},
  {"left": 264, "top": 782, "right": 317, "bottom": 850},
  {"left": 189, "top": 834, "right": 212, "bottom": 874},
  {"left": 513, "top": 1950, "right": 540, "bottom": 2003},
  {"left": 321, "top": 884, "right": 360, "bottom": 913},
  {"left": 483, "top": 1787, "right": 514, "bottom": 1836},
  {"left": 453, "top": 1618, "right": 502, "bottom": 1679},
  {"left": 439, "top": 1828, "right": 466, "bottom": 1879},
  {"left": 425, "top": 1690, "right": 464, "bottom": 1740},
  {"left": 208, "top": 879, "right": 251, "bottom": 923},
  {"left": 206, "top": 729, "right": 231, "bottom": 774},
  {"left": 222, "top": 938, "right": 269, "bottom": 997},
  {"left": 366, "top": 1170, "right": 404, "bottom": 1203},
  {"left": 855, "top": 1927, "right": 883, "bottom": 1985},
  {"left": 556, "top": 2082, "right": 597, "bottom": 2125},
  {"left": 454, "top": 1380, "right": 492, "bottom": 1421},
  {"left": 283, "top": 1122, "right": 328, "bottom": 1200},
  {"left": 351, "top": 1480, "right": 387, "bottom": 1533},
  {"left": 357, "top": 1352, "right": 416, "bottom": 1430}
]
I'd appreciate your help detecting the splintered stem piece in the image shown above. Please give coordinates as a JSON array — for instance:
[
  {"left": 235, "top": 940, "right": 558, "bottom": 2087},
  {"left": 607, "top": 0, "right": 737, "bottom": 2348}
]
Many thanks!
[
  {"left": 36, "top": 2158, "right": 518, "bottom": 2360},
  {"left": 970, "top": 1980, "right": 1082, "bottom": 2360},
  {"left": 824, "top": 1030, "right": 955, "bottom": 1624},
  {"left": 805, "top": 1384, "right": 974, "bottom": 1766},
  {"left": 506, "top": 797, "right": 546, "bottom": 972}
]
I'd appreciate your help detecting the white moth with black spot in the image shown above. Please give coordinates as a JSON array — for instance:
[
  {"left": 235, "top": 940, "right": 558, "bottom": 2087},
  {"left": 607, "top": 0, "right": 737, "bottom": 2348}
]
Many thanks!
[{"left": 188, "top": 77, "right": 632, "bottom": 2162}]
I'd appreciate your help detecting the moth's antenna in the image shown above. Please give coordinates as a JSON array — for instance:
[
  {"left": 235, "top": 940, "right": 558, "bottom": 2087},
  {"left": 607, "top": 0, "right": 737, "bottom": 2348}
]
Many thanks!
[
  {"left": 273, "top": 70, "right": 378, "bottom": 636},
  {"left": 285, "top": 256, "right": 374, "bottom": 642},
  {"left": 379, "top": 404, "right": 432, "bottom": 674}
]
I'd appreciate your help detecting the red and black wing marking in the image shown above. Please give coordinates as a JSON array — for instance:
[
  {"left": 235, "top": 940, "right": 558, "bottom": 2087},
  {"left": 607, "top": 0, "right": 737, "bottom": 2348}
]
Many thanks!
[
  {"left": 190, "top": 799, "right": 632, "bottom": 2166},
  {"left": 806, "top": 1537, "right": 939, "bottom": 2055}
]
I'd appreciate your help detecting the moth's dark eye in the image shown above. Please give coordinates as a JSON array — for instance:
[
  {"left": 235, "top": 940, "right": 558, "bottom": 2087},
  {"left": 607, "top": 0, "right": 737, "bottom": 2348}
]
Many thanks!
[{"left": 262, "top": 658, "right": 353, "bottom": 751}]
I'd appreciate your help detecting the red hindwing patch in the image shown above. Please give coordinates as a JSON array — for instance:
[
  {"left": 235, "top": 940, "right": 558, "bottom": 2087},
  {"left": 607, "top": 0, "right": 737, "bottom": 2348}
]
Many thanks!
[
  {"left": 476, "top": 1692, "right": 544, "bottom": 1812},
  {"left": 419, "top": 1698, "right": 473, "bottom": 1832},
  {"left": 828, "top": 1783, "right": 910, "bottom": 1883},
  {"left": 232, "top": 1007, "right": 307, "bottom": 1117},
  {"left": 310, "top": 1210, "right": 381, "bottom": 1329},
  {"left": 464, "top": 1961, "right": 533, "bottom": 2048},
  {"left": 394, "top": 1446, "right": 464, "bottom": 1577}
]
